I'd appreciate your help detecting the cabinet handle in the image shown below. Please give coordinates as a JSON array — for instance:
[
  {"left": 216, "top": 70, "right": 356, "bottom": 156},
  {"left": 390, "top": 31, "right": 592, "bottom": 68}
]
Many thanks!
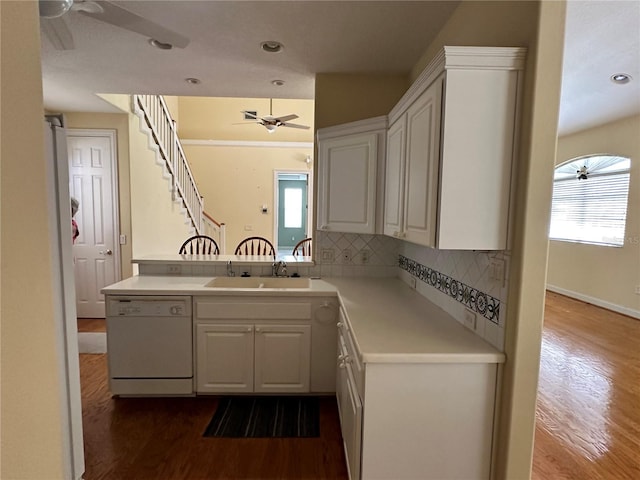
[
  {"left": 247, "top": 327, "right": 253, "bottom": 332},
  {"left": 320, "top": 225, "right": 329, "bottom": 230},
  {"left": 255, "top": 327, "right": 261, "bottom": 332}
]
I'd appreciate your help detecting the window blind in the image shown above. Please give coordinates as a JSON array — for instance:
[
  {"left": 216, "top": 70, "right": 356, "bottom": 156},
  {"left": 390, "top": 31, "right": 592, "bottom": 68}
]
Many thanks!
[{"left": 550, "top": 172, "right": 630, "bottom": 246}]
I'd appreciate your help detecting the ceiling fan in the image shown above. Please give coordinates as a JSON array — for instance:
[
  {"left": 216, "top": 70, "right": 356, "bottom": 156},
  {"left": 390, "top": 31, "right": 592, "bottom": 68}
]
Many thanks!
[
  {"left": 39, "top": 0, "right": 189, "bottom": 51},
  {"left": 237, "top": 99, "right": 310, "bottom": 133}
]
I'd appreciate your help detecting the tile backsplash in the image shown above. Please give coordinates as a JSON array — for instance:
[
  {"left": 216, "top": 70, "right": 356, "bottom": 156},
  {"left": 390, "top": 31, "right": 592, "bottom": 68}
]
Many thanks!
[
  {"left": 313, "top": 230, "right": 399, "bottom": 277},
  {"left": 398, "top": 241, "right": 509, "bottom": 350}
]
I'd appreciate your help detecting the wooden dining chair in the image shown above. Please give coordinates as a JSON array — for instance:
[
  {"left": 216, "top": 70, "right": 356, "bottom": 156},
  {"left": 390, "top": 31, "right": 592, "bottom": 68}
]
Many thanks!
[
  {"left": 234, "top": 236, "right": 276, "bottom": 257},
  {"left": 179, "top": 235, "right": 220, "bottom": 255},
  {"left": 292, "top": 238, "right": 312, "bottom": 257}
]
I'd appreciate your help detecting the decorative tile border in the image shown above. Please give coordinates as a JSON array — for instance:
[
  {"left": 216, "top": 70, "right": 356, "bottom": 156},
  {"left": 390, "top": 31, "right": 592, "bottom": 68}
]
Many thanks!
[{"left": 399, "top": 255, "right": 500, "bottom": 324}]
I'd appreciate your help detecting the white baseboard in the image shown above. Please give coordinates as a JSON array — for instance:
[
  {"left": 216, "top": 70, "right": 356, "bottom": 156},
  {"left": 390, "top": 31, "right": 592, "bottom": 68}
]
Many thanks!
[{"left": 546, "top": 284, "right": 640, "bottom": 320}]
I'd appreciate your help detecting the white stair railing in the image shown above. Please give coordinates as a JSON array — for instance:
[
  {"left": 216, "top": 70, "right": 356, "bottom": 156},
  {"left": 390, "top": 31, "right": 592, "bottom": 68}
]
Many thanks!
[
  {"left": 132, "top": 94, "right": 203, "bottom": 234},
  {"left": 203, "top": 211, "right": 226, "bottom": 254}
]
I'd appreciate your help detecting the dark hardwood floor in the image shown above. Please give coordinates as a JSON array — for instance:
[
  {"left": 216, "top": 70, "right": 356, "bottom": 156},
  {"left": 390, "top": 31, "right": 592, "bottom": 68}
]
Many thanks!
[
  {"left": 79, "top": 291, "right": 639, "bottom": 479},
  {"left": 532, "top": 291, "right": 640, "bottom": 480},
  {"left": 79, "top": 354, "right": 348, "bottom": 480}
]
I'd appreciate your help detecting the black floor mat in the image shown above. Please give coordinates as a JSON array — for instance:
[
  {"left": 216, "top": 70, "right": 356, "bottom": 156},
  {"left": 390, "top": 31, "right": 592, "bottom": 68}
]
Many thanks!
[{"left": 203, "top": 396, "right": 320, "bottom": 438}]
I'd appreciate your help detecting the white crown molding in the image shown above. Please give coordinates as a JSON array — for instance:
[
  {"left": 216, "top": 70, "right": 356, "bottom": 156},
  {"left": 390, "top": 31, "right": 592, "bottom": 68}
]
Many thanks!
[
  {"left": 389, "top": 46, "right": 527, "bottom": 125},
  {"left": 316, "top": 115, "right": 388, "bottom": 141},
  {"left": 181, "top": 139, "right": 313, "bottom": 149}
]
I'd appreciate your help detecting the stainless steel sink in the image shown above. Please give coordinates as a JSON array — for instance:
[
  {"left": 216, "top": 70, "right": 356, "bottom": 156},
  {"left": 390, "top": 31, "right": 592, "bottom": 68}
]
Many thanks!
[{"left": 204, "top": 276, "right": 311, "bottom": 289}]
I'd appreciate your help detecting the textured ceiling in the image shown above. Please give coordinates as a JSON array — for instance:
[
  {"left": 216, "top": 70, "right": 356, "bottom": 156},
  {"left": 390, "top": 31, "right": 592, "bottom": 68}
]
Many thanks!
[{"left": 39, "top": 1, "right": 640, "bottom": 135}]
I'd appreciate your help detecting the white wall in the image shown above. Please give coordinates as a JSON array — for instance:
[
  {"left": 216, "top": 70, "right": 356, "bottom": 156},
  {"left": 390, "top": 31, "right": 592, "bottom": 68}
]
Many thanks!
[{"left": 548, "top": 115, "right": 640, "bottom": 317}]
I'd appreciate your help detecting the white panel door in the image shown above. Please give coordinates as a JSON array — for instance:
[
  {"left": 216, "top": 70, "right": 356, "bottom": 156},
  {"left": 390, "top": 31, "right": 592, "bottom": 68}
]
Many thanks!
[
  {"left": 383, "top": 115, "right": 407, "bottom": 238},
  {"left": 254, "top": 324, "right": 311, "bottom": 393},
  {"left": 68, "top": 131, "right": 118, "bottom": 318},
  {"left": 403, "top": 77, "right": 443, "bottom": 247},
  {"left": 196, "top": 324, "right": 254, "bottom": 393},
  {"left": 317, "top": 132, "right": 378, "bottom": 234}
]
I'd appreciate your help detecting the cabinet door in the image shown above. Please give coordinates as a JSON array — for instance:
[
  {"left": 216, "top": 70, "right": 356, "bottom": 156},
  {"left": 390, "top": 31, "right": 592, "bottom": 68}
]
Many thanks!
[
  {"left": 403, "top": 77, "right": 443, "bottom": 247},
  {"left": 254, "top": 324, "right": 311, "bottom": 393},
  {"left": 337, "top": 355, "right": 362, "bottom": 480},
  {"left": 196, "top": 324, "right": 254, "bottom": 393},
  {"left": 383, "top": 115, "right": 407, "bottom": 238},
  {"left": 317, "top": 132, "right": 378, "bottom": 234}
]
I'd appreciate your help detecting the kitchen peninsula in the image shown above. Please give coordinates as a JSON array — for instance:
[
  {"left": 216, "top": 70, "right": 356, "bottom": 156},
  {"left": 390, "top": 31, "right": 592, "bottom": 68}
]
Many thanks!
[{"left": 102, "top": 255, "right": 503, "bottom": 479}]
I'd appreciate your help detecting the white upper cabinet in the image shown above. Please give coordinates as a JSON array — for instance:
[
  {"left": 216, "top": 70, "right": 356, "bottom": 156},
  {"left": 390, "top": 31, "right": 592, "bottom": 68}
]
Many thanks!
[
  {"left": 317, "top": 117, "right": 387, "bottom": 235},
  {"left": 385, "top": 46, "right": 526, "bottom": 250}
]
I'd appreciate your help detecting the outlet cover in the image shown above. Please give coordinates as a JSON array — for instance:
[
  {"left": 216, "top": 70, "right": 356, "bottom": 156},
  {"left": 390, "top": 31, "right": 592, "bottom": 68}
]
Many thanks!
[
  {"left": 321, "top": 248, "right": 334, "bottom": 263},
  {"left": 464, "top": 309, "right": 476, "bottom": 330},
  {"left": 408, "top": 276, "right": 417, "bottom": 289},
  {"left": 360, "top": 249, "right": 371, "bottom": 264},
  {"left": 167, "top": 265, "right": 181, "bottom": 274},
  {"left": 635, "top": 285, "right": 640, "bottom": 295}
]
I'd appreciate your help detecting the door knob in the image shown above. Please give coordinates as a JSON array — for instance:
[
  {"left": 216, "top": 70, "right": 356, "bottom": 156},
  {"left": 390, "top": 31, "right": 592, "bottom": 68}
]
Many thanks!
[{"left": 100, "top": 249, "right": 113, "bottom": 256}]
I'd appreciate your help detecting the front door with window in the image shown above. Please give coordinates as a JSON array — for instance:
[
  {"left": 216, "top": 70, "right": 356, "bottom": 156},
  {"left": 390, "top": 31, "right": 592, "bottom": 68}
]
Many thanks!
[{"left": 277, "top": 178, "right": 308, "bottom": 250}]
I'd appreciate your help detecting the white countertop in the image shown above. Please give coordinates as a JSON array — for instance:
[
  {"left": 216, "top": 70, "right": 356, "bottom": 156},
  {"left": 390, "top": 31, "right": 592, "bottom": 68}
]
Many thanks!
[
  {"left": 101, "top": 275, "right": 336, "bottom": 296},
  {"left": 101, "top": 275, "right": 504, "bottom": 364},
  {"left": 328, "top": 277, "right": 505, "bottom": 364}
]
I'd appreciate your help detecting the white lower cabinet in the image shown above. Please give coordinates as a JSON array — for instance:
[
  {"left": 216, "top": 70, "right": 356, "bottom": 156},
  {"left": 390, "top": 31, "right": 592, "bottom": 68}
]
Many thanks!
[
  {"left": 194, "top": 296, "right": 336, "bottom": 394},
  {"left": 337, "top": 309, "right": 498, "bottom": 480},
  {"left": 196, "top": 323, "right": 310, "bottom": 393},
  {"left": 254, "top": 324, "right": 311, "bottom": 393}
]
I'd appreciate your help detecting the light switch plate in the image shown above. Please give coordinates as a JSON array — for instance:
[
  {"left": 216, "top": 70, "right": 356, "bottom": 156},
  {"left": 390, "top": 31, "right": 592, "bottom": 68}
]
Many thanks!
[{"left": 464, "top": 309, "right": 476, "bottom": 330}]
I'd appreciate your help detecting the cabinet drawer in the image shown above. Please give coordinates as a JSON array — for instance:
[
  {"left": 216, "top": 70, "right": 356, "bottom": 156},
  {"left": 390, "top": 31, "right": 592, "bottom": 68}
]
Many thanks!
[
  {"left": 196, "top": 300, "right": 311, "bottom": 320},
  {"left": 338, "top": 309, "right": 364, "bottom": 399}
]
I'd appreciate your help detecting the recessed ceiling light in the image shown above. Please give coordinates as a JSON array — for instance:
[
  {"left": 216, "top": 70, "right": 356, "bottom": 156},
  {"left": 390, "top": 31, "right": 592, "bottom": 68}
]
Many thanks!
[
  {"left": 272, "top": 79, "right": 285, "bottom": 86},
  {"left": 261, "top": 41, "right": 283, "bottom": 53},
  {"left": 185, "top": 78, "right": 201, "bottom": 85},
  {"left": 611, "top": 73, "right": 632, "bottom": 84},
  {"left": 149, "top": 38, "right": 173, "bottom": 50}
]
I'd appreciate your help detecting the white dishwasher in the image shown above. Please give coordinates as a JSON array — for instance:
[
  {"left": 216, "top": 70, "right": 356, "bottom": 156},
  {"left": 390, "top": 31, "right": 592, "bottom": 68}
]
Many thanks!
[{"left": 106, "top": 296, "right": 193, "bottom": 396}]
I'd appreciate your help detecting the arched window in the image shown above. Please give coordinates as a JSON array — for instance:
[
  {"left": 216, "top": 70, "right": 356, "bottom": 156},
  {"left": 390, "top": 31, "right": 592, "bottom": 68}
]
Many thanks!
[{"left": 549, "top": 155, "right": 631, "bottom": 246}]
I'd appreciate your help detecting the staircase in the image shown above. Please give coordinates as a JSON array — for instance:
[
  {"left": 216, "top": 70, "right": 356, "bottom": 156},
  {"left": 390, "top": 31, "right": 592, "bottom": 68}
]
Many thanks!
[{"left": 132, "top": 94, "right": 204, "bottom": 233}]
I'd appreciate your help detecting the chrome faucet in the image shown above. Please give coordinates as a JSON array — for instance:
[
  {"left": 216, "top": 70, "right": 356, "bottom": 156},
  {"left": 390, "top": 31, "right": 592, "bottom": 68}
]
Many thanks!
[
  {"left": 226, "top": 260, "right": 235, "bottom": 277},
  {"left": 272, "top": 260, "right": 287, "bottom": 277}
]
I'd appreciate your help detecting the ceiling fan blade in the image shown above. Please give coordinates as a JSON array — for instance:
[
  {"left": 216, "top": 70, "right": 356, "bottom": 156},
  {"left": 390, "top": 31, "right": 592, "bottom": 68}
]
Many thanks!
[
  {"left": 241, "top": 111, "right": 259, "bottom": 120},
  {"left": 281, "top": 123, "right": 310, "bottom": 130},
  {"left": 232, "top": 122, "right": 261, "bottom": 125},
  {"left": 41, "top": 16, "right": 75, "bottom": 50},
  {"left": 275, "top": 114, "right": 299, "bottom": 123},
  {"left": 79, "top": 1, "right": 190, "bottom": 48}
]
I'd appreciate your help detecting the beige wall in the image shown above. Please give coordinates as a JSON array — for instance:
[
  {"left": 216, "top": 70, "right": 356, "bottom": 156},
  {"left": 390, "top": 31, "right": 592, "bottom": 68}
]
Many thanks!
[
  {"left": 175, "top": 96, "right": 314, "bottom": 251},
  {"left": 184, "top": 145, "right": 313, "bottom": 251},
  {"left": 548, "top": 115, "right": 640, "bottom": 314},
  {"left": 177, "top": 96, "right": 314, "bottom": 142},
  {"left": 314, "top": 73, "right": 408, "bottom": 129},
  {"left": 0, "top": 2, "right": 66, "bottom": 478},
  {"left": 65, "top": 112, "right": 134, "bottom": 278},
  {"left": 128, "top": 111, "right": 194, "bottom": 257}
]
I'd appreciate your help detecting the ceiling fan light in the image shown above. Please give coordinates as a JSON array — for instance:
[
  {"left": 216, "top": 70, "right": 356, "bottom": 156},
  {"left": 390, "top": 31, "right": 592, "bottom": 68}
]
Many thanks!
[
  {"left": 265, "top": 124, "right": 277, "bottom": 133},
  {"left": 39, "top": 0, "right": 74, "bottom": 18}
]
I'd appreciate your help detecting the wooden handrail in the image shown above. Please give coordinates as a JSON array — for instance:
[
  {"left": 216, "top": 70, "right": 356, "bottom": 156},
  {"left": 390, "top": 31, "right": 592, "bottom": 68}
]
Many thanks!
[{"left": 203, "top": 211, "right": 224, "bottom": 228}]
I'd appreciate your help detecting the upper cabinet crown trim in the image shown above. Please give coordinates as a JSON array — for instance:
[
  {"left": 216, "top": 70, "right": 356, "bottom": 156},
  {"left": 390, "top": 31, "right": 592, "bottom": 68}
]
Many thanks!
[
  {"left": 389, "top": 46, "right": 527, "bottom": 124},
  {"left": 317, "top": 116, "right": 388, "bottom": 140}
]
